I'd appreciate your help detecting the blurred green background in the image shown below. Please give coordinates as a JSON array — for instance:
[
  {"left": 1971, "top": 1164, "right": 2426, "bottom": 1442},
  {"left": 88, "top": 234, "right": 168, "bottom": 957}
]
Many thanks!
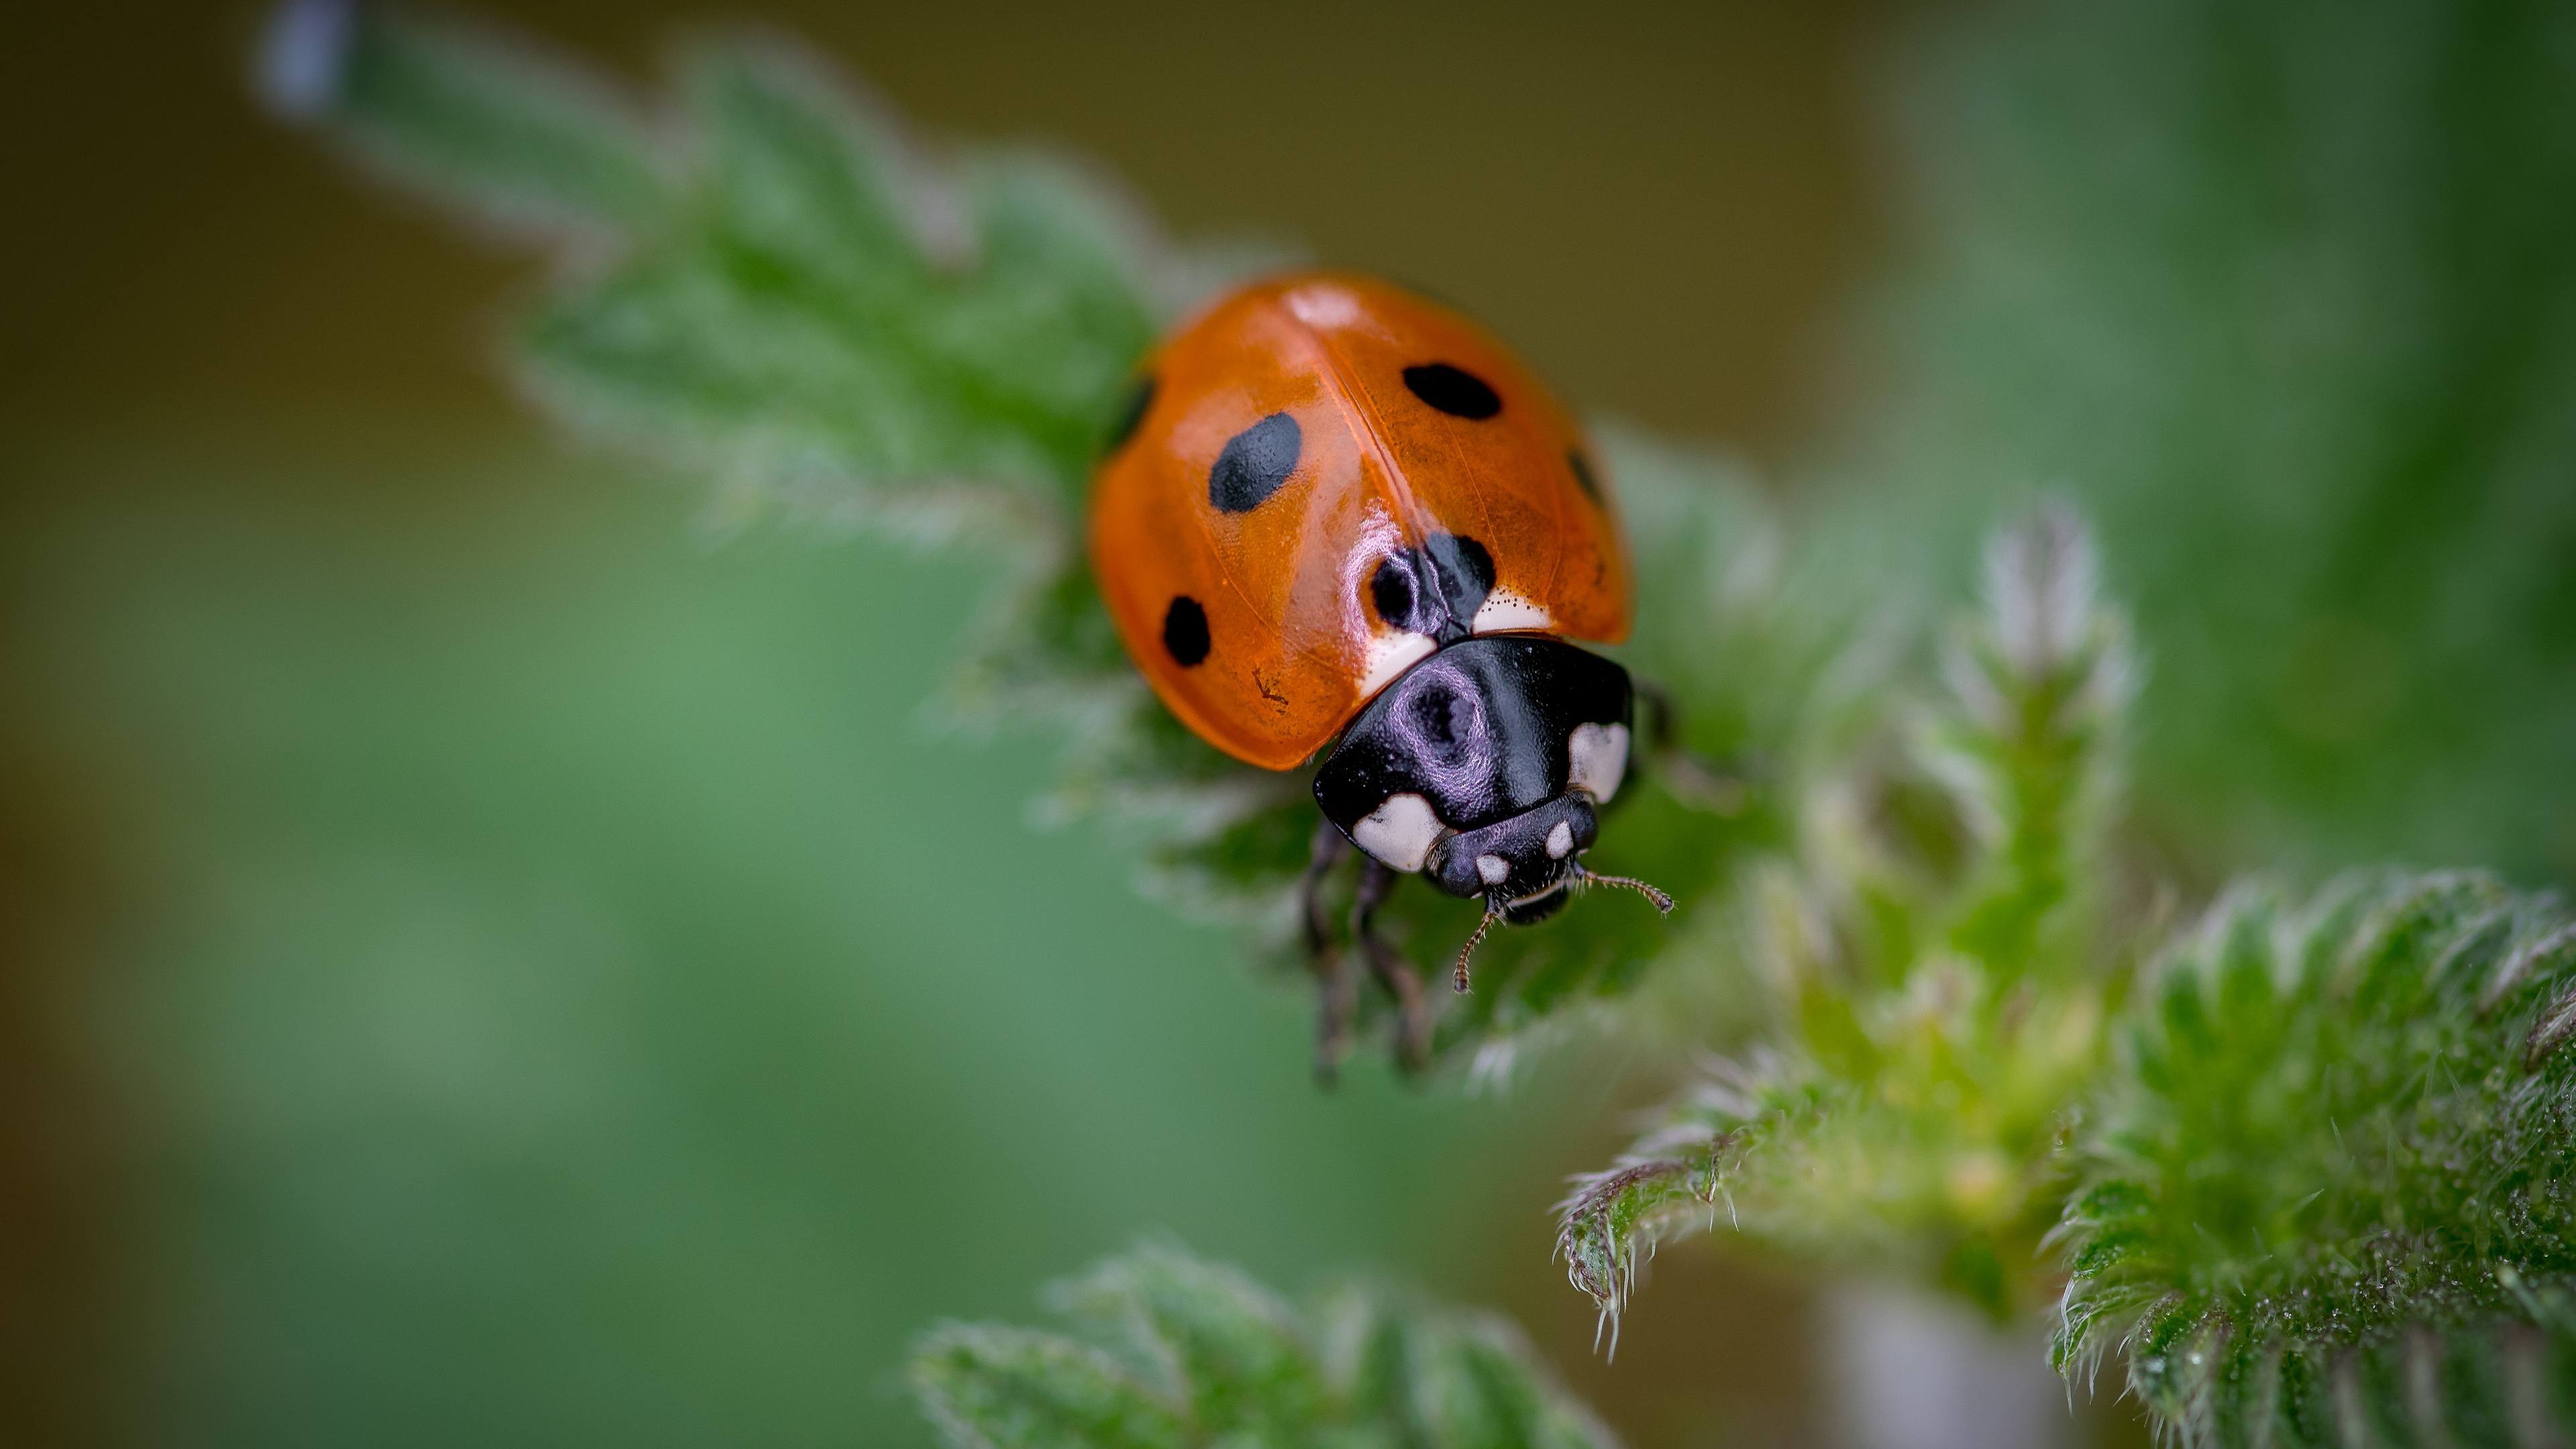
[
  {"left": 10, "top": 0, "right": 2575, "bottom": 1444},
  {"left": 1, "top": 3, "right": 1872, "bottom": 1446}
]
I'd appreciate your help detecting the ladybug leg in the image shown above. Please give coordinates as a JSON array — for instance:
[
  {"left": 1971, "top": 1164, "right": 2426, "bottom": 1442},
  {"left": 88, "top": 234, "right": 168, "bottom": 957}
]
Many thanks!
[
  {"left": 1635, "top": 679, "right": 1747, "bottom": 816},
  {"left": 1350, "top": 859, "right": 1432, "bottom": 1073},
  {"left": 1301, "top": 820, "right": 1357, "bottom": 1083}
]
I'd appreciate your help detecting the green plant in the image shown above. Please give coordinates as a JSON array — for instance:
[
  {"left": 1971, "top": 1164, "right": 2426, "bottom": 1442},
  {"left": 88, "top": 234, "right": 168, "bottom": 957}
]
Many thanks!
[
  {"left": 2053, "top": 873, "right": 2576, "bottom": 1440},
  {"left": 912, "top": 1243, "right": 1615, "bottom": 1449},
  {"left": 1549, "top": 512, "right": 2576, "bottom": 1441},
  {"left": 1559, "top": 507, "right": 2135, "bottom": 1326},
  {"left": 268, "top": 1, "right": 2576, "bottom": 1444}
]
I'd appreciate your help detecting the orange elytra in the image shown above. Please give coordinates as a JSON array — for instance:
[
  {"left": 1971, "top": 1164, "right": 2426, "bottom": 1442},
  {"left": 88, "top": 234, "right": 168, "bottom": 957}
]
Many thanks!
[{"left": 1090, "top": 272, "right": 1630, "bottom": 772}]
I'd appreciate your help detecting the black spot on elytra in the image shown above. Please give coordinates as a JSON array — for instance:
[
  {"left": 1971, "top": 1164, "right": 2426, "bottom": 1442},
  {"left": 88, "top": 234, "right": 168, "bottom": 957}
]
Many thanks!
[
  {"left": 1104, "top": 374, "right": 1155, "bottom": 455},
  {"left": 1403, "top": 363, "right": 1501, "bottom": 420},
  {"left": 1208, "top": 412, "right": 1301, "bottom": 513},
  {"left": 1162, "top": 596, "right": 1211, "bottom": 666},
  {"left": 1368, "top": 533, "right": 1495, "bottom": 642},
  {"left": 1567, "top": 448, "right": 1602, "bottom": 501}
]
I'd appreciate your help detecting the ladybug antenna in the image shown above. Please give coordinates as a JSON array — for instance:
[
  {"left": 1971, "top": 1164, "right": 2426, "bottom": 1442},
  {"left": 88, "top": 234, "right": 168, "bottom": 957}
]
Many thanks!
[
  {"left": 1451, "top": 906, "right": 1499, "bottom": 994},
  {"left": 1576, "top": 863, "right": 1676, "bottom": 915}
]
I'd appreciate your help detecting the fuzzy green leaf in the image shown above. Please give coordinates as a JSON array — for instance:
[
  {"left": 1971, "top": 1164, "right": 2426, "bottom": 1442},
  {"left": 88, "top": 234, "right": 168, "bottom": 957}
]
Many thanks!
[
  {"left": 1315, "top": 1285, "right": 1621, "bottom": 1449},
  {"left": 515, "top": 40, "right": 1165, "bottom": 525},
  {"left": 914, "top": 1327, "right": 1191, "bottom": 1449},
  {"left": 269, "top": 2, "right": 1172, "bottom": 532},
  {"left": 1051, "top": 1245, "right": 1327, "bottom": 1438},
  {"left": 1925, "top": 509, "right": 2133, "bottom": 980},
  {"left": 1560, "top": 509, "right": 2133, "bottom": 1324},
  {"left": 2053, "top": 871, "right": 2576, "bottom": 1444},
  {"left": 911, "top": 1244, "right": 1617, "bottom": 1449}
]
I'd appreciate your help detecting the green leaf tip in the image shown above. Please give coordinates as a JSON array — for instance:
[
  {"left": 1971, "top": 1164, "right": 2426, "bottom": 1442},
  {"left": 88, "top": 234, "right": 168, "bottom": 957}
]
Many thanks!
[
  {"left": 258, "top": 0, "right": 673, "bottom": 236},
  {"left": 1560, "top": 506, "right": 2135, "bottom": 1328},
  {"left": 2053, "top": 870, "right": 2576, "bottom": 1444},
  {"left": 909, "top": 1242, "right": 1620, "bottom": 1449}
]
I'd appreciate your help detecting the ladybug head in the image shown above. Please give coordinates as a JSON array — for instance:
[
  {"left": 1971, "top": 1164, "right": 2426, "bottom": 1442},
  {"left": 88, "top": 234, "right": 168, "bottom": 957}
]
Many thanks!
[
  {"left": 1421, "top": 792, "right": 1599, "bottom": 922},
  {"left": 1312, "top": 636, "right": 1673, "bottom": 989}
]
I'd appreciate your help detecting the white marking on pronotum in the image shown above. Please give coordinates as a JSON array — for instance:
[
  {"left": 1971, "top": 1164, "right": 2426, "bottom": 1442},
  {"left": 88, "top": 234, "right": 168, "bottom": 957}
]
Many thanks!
[
  {"left": 1352, "top": 793, "right": 1442, "bottom": 873},
  {"left": 1568, "top": 722, "right": 1630, "bottom": 803},
  {"left": 1477, "top": 853, "right": 1511, "bottom": 887},
  {"left": 1471, "top": 588, "right": 1552, "bottom": 635},
  {"left": 1357, "top": 631, "right": 1436, "bottom": 700},
  {"left": 1546, "top": 820, "right": 1575, "bottom": 859}
]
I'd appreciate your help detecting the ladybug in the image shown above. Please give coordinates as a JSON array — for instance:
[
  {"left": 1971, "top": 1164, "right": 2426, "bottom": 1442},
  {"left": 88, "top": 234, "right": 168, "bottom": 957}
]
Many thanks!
[{"left": 1089, "top": 273, "right": 1671, "bottom": 1069}]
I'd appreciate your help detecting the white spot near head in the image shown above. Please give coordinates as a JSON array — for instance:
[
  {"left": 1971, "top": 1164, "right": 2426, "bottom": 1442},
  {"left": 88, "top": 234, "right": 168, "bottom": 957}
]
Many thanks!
[
  {"left": 1358, "top": 630, "right": 1437, "bottom": 702},
  {"left": 1477, "top": 854, "right": 1511, "bottom": 887},
  {"left": 1568, "top": 722, "right": 1630, "bottom": 804},
  {"left": 1352, "top": 792, "right": 1442, "bottom": 873},
  {"left": 1546, "top": 820, "right": 1574, "bottom": 859},
  {"left": 1471, "top": 588, "right": 1552, "bottom": 635}
]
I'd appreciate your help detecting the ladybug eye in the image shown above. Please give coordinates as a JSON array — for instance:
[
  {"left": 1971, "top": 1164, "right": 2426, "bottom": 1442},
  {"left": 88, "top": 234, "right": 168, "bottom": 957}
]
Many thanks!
[{"left": 1402, "top": 364, "right": 1501, "bottom": 420}]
